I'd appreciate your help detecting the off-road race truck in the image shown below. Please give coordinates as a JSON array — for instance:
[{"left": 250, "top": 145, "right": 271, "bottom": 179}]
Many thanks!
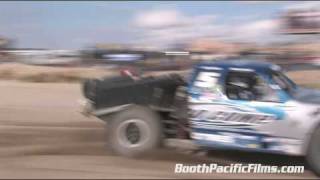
[{"left": 81, "top": 60, "right": 320, "bottom": 175}]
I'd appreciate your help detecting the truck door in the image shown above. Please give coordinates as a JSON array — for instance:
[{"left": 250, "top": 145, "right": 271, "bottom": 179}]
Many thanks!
[
  {"left": 189, "top": 68, "right": 288, "bottom": 149},
  {"left": 223, "top": 70, "right": 286, "bottom": 121}
]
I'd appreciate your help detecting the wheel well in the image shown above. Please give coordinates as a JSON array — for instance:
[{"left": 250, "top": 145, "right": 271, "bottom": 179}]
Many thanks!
[
  {"left": 302, "top": 120, "right": 320, "bottom": 155},
  {"left": 157, "top": 110, "right": 190, "bottom": 139},
  {"left": 97, "top": 104, "right": 190, "bottom": 139}
]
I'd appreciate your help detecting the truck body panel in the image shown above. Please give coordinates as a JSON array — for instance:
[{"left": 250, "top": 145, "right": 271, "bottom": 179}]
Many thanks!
[
  {"left": 188, "top": 61, "right": 320, "bottom": 156},
  {"left": 82, "top": 60, "right": 320, "bottom": 156}
]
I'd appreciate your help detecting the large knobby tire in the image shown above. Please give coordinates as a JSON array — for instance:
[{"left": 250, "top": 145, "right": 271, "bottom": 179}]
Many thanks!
[
  {"left": 107, "top": 106, "right": 163, "bottom": 157},
  {"left": 306, "top": 127, "right": 320, "bottom": 176}
]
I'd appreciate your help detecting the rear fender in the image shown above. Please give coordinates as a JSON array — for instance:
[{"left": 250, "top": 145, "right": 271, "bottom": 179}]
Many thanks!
[{"left": 94, "top": 104, "right": 133, "bottom": 120}]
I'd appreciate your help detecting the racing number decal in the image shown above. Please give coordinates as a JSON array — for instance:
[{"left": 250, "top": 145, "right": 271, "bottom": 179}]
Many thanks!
[
  {"left": 194, "top": 72, "right": 220, "bottom": 88},
  {"left": 191, "top": 71, "right": 225, "bottom": 102}
]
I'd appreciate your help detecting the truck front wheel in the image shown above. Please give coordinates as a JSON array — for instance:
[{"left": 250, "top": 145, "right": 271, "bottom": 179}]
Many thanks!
[
  {"left": 107, "top": 106, "right": 163, "bottom": 157},
  {"left": 306, "top": 127, "right": 320, "bottom": 176}
]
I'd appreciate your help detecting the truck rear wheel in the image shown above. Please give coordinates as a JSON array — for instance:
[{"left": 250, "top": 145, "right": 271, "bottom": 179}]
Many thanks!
[
  {"left": 306, "top": 127, "right": 320, "bottom": 176},
  {"left": 107, "top": 106, "right": 163, "bottom": 157}
]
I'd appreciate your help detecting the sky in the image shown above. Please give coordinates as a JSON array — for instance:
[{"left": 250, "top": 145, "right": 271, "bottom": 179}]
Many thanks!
[{"left": 0, "top": 1, "right": 319, "bottom": 50}]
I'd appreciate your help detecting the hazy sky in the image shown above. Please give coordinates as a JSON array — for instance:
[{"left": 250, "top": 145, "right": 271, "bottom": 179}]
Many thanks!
[{"left": 0, "top": 1, "right": 318, "bottom": 49}]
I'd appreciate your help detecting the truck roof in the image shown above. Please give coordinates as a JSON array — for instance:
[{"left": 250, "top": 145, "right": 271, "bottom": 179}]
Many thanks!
[{"left": 196, "top": 59, "right": 280, "bottom": 72}]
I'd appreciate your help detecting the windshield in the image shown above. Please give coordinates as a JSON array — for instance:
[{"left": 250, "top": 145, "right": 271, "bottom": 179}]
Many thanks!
[{"left": 270, "top": 70, "right": 297, "bottom": 95}]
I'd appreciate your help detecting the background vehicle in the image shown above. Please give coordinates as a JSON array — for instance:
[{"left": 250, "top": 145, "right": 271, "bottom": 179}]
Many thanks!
[{"left": 82, "top": 60, "right": 320, "bottom": 176}]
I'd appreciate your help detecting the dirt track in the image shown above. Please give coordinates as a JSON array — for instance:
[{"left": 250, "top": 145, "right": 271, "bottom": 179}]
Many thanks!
[{"left": 0, "top": 81, "right": 317, "bottom": 179}]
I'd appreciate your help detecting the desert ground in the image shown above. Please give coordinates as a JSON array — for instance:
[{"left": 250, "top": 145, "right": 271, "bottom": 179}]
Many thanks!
[{"left": 0, "top": 69, "right": 318, "bottom": 179}]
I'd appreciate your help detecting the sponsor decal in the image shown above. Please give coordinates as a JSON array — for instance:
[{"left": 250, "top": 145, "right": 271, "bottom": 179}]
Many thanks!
[{"left": 190, "top": 109, "right": 275, "bottom": 125}]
